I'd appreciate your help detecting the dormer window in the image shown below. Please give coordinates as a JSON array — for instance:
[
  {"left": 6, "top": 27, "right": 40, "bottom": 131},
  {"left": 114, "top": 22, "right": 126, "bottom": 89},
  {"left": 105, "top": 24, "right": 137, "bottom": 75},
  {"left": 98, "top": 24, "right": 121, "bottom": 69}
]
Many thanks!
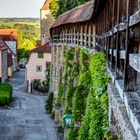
[{"left": 38, "top": 53, "right": 44, "bottom": 58}]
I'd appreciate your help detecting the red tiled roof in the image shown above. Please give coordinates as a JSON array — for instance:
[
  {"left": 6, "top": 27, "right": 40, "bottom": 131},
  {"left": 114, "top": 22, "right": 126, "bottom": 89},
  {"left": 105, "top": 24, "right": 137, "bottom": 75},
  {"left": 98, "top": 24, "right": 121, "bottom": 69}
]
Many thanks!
[
  {"left": 0, "top": 40, "right": 7, "bottom": 51},
  {"left": 51, "top": 0, "right": 96, "bottom": 28},
  {"left": 0, "top": 29, "right": 19, "bottom": 41},
  {"left": 41, "top": 0, "right": 51, "bottom": 10},
  {"left": 31, "top": 42, "right": 51, "bottom": 53},
  {"left": 0, "top": 35, "right": 16, "bottom": 41},
  {"left": 7, "top": 53, "right": 13, "bottom": 67}
]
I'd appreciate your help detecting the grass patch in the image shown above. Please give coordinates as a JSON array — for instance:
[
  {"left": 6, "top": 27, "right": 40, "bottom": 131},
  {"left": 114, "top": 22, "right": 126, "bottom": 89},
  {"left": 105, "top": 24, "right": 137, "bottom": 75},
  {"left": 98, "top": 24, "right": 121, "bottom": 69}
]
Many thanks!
[{"left": 0, "top": 83, "right": 13, "bottom": 105}]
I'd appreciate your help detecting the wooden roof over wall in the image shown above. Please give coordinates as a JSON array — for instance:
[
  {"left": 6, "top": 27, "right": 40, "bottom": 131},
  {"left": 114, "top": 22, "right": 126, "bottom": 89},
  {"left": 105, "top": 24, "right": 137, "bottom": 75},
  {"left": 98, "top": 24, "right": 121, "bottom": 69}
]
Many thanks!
[
  {"left": 50, "top": 0, "right": 108, "bottom": 29},
  {"left": 51, "top": 0, "right": 98, "bottom": 28}
]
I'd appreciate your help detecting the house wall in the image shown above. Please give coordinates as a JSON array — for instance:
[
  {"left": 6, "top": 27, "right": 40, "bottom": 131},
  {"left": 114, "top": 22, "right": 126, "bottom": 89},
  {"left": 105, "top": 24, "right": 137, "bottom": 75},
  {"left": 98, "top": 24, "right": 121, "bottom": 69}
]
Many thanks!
[
  {"left": 6, "top": 41, "right": 17, "bottom": 71},
  {"left": 8, "top": 66, "right": 13, "bottom": 78},
  {"left": 40, "top": 9, "right": 55, "bottom": 45},
  {"left": 26, "top": 52, "right": 51, "bottom": 93},
  {"left": 5, "top": 41, "right": 17, "bottom": 55},
  {"left": 0, "top": 49, "right": 8, "bottom": 82}
]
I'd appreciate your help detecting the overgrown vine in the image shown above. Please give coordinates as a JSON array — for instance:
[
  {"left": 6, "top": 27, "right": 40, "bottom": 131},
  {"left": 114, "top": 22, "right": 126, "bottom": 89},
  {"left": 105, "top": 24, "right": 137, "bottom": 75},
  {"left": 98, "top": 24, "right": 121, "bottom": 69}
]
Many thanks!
[{"left": 55, "top": 47, "right": 117, "bottom": 140}]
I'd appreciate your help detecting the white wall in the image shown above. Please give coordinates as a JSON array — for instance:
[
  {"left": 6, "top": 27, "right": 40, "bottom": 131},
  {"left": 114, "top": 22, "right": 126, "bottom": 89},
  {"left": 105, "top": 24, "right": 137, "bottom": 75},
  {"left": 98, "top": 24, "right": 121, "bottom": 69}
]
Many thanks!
[{"left": 26, "top": 52, "right": 51, "bottom": 93}]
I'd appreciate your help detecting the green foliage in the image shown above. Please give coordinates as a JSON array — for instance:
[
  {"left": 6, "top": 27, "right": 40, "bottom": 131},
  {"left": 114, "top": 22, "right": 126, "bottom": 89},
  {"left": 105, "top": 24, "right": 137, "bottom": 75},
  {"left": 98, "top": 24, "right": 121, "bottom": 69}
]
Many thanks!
[
  {"left": 79, "top": 52, "right": 112, "bottom": 140},
  {"left": 49, "top": 0, "right": 60, "bottom": 17},
  {"left": 50, "top": 0, "right": 90, "bottom": 17},
  {"left": 56, "top": 47, "right": 116, "bottom": 139},
  {"left": 72, "top": 50, "right": 91, "bottom": 123},
  {"left": 66, "top": 49, "right": 74, "bottom": 66},
  {"left": 64, "top": 49, "right": 76, "bottom": 114},
  {"left": 73, "top": 85, "right": 88, "bottom": 122},
  {"left": 67, "top": 128, "right": 79, "bottom": 140},
  {"left": 45, "top": 92, "right": 54, "bottom": 113},
  {"left": 0, "top": 91, "right": 11, "bottom": 105},
  {"left": 42, "top": 80, "right": 50, "bottom": 87},
  {"left": 57, "top": 84, "right": 64, "bottom": 105},
  {"left": 65, "top": 87, "right": 76, "bottom": 114},
  {"left": 0, "top": 18, "right": 40, "bottom": 59},
  {"left": 0, "top": 83, "right": 13, "bottom": 105},
  {"left": 33, "top": 80, "right": 41, "bottom": 90}
]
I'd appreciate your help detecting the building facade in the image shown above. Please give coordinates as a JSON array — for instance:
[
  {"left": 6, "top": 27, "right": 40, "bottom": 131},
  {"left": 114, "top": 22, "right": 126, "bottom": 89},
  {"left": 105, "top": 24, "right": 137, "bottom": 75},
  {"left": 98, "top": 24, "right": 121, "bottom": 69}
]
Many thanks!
[
  {"left": 26, "top": 43, "right": 51, "bottom": 93},
  {"left": 0, "top": 29, "right": 19, "bottom": 72},
  {"left": 40, "top": 0, "right": 55, "bottom": 45},
  {"left": 0, "top": 40, "right": 8, "bottom": 83}
]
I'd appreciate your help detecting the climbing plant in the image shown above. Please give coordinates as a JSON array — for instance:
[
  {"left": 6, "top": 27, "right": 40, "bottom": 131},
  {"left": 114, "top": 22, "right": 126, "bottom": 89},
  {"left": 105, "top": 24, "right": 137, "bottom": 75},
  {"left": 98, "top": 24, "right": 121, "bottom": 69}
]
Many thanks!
[
  {"left": 50, "top": 0, "right": 90, "bottom": 18},
  {"left": 55, "top": 46, "right": 117, "bottom": 140},
  {"left": 73, "top": 50, "right": 91, "bottom": 124},
  {"left": 79, "top": 52, "right": 112, "bottom": 140}
]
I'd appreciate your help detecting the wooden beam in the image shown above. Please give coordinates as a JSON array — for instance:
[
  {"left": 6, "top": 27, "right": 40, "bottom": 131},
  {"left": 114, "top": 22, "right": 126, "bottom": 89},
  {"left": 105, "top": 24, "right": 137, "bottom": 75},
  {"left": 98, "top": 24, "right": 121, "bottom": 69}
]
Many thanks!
[{"left": 115, "top": 0, "right": 120, "bottom": 79}]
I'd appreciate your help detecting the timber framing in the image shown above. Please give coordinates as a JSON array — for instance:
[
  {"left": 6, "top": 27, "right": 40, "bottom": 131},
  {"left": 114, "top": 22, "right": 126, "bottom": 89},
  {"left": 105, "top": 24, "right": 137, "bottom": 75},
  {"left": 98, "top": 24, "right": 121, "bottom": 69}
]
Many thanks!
[{"left": 50, "top": 0, "right": 140, "bottom": 138}]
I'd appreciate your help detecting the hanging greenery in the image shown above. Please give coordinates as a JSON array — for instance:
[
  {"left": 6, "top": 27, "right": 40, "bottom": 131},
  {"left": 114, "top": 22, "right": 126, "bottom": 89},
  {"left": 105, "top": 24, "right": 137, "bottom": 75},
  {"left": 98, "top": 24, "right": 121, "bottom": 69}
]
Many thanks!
[
  {"left": 57, "top": 83, "right": 64, "bottom": 105},
  {"left": 55, "top": 46, "right": 117, "bottom": 140},
  {"left": 79, "top": 52, "right": 112, "bottom": 140}
]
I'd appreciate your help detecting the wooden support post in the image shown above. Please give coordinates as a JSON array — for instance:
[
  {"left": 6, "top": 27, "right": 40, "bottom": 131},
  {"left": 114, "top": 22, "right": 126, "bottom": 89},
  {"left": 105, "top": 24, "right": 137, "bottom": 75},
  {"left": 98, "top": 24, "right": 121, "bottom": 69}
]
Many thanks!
[
  {"left": 115, "top": 0, "right": 120, "bottom": 79},
  {"left": 124, "top": 0, "right": 137, "bottom": 92}
]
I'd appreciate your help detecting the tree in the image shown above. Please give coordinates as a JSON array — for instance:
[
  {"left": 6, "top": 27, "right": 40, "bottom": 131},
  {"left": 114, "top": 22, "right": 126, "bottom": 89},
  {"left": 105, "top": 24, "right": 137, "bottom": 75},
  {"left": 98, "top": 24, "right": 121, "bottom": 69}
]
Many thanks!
[{"left": 50, "top": 0, "right": 90, "bottom": 17}]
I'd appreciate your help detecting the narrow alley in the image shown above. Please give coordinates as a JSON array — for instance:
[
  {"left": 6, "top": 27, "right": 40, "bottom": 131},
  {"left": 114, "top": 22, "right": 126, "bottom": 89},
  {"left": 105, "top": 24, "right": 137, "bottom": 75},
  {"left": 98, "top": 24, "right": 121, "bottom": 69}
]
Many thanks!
[{"left": 0, "top": 69, "right": 58, "bottom": 140}]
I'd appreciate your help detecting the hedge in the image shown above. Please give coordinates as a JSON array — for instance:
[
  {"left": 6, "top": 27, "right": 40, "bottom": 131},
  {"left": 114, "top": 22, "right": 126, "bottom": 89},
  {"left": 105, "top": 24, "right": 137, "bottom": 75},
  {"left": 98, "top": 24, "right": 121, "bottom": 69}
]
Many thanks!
[{"left": 0, "top": 83, "right": 13, "bottom": 105}]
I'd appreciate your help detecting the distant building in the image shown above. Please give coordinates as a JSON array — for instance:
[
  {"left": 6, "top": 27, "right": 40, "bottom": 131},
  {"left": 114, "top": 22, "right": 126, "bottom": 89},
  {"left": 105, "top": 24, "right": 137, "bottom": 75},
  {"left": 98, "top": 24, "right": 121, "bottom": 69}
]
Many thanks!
[
  {"left": 26, "top": 43, "right": 51, "bottom": 93},
  {"left": 0, "top": 40, "right": 8, "bottom": 82},
  {"left": 7, "top": 52, "right": 13, "bottom": 78},
  {"left": 40, "top": 0, "right": 55, "bottom": 45},
  {"left": 0, "top": 34, "right": 18, "bottom": 72}
]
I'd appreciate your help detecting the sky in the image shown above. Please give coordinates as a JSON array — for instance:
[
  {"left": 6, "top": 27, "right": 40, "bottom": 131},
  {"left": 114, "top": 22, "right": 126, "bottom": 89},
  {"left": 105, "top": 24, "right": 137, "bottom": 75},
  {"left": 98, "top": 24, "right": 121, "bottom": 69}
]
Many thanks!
[{"left": 0, "top": 0, "right": 45, "bottom": 18}]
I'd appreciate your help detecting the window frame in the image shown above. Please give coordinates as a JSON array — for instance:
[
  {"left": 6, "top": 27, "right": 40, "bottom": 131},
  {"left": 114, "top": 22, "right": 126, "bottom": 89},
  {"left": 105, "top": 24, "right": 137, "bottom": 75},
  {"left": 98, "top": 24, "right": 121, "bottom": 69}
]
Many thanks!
[{"left": 38, "top": 52, "right": 44, "bottom": 58}]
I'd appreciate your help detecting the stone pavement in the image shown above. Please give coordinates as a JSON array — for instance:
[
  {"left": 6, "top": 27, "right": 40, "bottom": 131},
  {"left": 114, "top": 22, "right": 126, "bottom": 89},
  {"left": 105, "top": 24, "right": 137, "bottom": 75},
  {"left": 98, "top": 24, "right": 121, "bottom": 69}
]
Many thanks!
[{"left": 0, "top": 69, "right": 59, "bottom": 140}]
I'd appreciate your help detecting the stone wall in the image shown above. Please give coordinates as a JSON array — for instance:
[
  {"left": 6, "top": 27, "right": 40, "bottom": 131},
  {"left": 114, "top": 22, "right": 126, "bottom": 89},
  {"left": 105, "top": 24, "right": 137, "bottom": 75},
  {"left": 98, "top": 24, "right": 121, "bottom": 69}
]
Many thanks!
[
  {"left": 40, "top": 10, "right": 55, "bottom": 45},
  {"left": 108, "top": 83, "right": 138, "bottom": 140}
]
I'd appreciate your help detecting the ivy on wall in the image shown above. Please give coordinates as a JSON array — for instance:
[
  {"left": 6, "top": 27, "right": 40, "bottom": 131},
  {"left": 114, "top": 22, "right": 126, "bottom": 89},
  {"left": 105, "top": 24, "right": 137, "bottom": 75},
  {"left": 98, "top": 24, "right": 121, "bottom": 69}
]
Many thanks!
[
  {"left": 79, "top": 52, "right": 111, "bottom": 140},
  {"left": 55, "top": 47, "right": 117, "bottom": 140}
]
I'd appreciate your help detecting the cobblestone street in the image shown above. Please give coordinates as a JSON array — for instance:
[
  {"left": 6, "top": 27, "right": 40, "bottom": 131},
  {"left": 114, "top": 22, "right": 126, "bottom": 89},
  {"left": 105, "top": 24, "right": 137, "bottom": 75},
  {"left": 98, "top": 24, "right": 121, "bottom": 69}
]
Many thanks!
[{"left": 0, "top": 69, "right": 58, "bottom": 140}]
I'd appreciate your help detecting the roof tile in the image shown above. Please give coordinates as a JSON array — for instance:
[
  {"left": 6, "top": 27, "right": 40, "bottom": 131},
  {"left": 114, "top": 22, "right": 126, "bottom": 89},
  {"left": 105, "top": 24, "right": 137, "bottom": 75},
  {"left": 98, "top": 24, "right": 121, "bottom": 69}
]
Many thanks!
[{"left": 51, "top": 0, "right": 95, "bottom": 28}]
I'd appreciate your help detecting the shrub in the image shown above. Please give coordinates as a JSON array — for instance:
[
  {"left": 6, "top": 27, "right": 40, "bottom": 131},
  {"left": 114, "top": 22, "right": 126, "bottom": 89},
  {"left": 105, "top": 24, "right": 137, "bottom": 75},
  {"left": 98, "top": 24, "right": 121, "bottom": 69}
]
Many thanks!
[
  {"left": 37, "top": 86, "right": 49, "bottom": 93},
  {"left": 33, "top": 80, "right": 41, "bottom": 90},
  {"left": 45, "top": 92, "right": 54, "bottom": 113},
  {"left": 42, "top": 80, "right": 49, "bottom": 87},
  {"left": 67, "top": 128, "right": 79, "bottom": 140},
  {"left": 51, "top": 111, "right": 55, "bottom": 119},
  {"left": 0, "top": 83, "right": 13, "bottom": 105}
]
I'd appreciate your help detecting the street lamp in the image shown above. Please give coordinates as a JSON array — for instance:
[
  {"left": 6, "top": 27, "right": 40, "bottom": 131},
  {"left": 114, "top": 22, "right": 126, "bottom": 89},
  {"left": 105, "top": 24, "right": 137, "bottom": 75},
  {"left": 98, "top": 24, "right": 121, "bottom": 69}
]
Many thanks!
[{"left": 63, "top": 114, "right": 72, "bottom": 128}]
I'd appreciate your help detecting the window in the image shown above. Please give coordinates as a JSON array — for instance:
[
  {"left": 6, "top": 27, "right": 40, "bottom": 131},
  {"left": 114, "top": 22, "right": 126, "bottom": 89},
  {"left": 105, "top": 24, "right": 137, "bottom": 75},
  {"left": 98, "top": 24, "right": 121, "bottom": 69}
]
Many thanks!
[
  {"left": 38, "top": 53, "right": 44, "bottom": 58},
  {"left": 36, "top": 65, "right": 42, "bottom": 72}
]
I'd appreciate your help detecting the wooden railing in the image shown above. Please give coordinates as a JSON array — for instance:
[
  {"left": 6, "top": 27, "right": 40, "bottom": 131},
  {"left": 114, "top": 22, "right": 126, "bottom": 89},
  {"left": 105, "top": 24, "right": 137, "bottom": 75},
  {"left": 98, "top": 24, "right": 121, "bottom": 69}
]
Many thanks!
[{"left": 51, "top": 33, "right": 96, "bottom": 50}]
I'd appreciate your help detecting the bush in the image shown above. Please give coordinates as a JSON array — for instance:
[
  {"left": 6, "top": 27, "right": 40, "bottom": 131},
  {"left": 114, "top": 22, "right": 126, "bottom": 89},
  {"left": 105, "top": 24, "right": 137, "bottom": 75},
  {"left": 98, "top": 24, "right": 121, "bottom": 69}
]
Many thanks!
[
  {"left": 67, "top": 128, "right": 79, "bottom": 140},
  {"left": 0, "top": 83, "right": 13, "bottom": 105},
  {"left": 0, "top": 91, "right": 10, "bottom": 105},
  {"left": 37, "top": 86, "right": 49, "bottom": 93},
  {"left": 33, "top": 80, "right": 41, "bottom": 90},
  {"left": 45, "top": 92, "right": 54, "bottom": 113},
  {"left": 51, "top": 111, "right": 55, "bottom": 119}
]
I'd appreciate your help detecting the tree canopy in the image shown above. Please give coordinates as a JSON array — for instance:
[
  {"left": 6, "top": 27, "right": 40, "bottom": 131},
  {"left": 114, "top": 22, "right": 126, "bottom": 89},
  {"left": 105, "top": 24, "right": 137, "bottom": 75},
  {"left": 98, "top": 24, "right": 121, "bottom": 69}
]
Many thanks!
[{"left": 50, "top": 0, "right": 90, "bottom": 17}]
